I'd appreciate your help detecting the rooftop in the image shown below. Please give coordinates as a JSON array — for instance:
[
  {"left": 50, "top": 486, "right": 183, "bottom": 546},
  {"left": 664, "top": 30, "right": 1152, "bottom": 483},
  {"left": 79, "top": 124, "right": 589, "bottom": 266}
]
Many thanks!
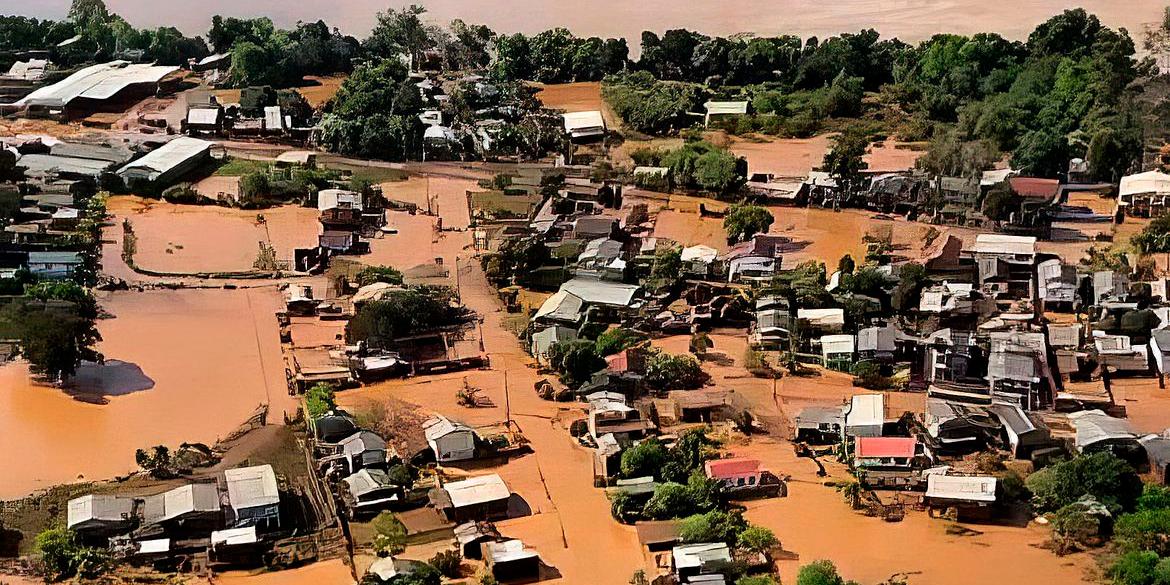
[
  {"left": 15, "top": 61, "right": 178, "bottom": 108},
  {"left": 443, "top": 474, "right": 510, "bottom": 508},
  {"left": 855, "top": 437, "right": 917, "bottom": 459},
  {"left": 224, "top": 464, "right": 280, "bottom": 510},
  {"left": 926, "top": 474, "right": 997, "bottom": 502}
]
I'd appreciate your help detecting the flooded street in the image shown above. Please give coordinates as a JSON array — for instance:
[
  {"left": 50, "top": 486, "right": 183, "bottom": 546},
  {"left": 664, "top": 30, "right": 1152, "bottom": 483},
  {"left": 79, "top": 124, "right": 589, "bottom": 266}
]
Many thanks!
[{"left": 0, "top": 288, "right": 292, "bottom": 499}]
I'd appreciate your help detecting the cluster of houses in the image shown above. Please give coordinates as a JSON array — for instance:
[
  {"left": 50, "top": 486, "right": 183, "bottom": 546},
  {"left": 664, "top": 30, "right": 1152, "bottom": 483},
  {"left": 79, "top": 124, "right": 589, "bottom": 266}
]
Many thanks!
[
  {"left": 65, "top": 464, "right": 282, "bottom": 567},
  {"left": 0, "top": 134, "right": 212, "bottom": 284}
]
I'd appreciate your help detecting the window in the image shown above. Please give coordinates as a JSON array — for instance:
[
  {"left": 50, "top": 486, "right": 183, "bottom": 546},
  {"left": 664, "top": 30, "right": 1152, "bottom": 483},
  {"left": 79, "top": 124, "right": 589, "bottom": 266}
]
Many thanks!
[
  {"left": 736, "top": 478, "right": 745, "bottom": 486},
  {"left": 748, "top": 476, "right": 756, "bottom": 485}
]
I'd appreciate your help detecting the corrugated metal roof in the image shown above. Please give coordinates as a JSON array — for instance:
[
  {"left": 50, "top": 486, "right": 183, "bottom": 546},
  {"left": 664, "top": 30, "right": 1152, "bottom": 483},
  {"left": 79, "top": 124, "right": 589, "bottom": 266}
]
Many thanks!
[
  {"left": 16, "top": 61, "right": 178, "bottom": 107},
  {"left": 926, "top": 474, "right": 997, "bottom": 502},
  {"left": 443, "top": 474, "right": 510, "bottom": 508},
  {"left": 560, "top": 278, "right": 640, "bottom": 307},
  {"left": 67, "top": 494, "right": 134, "bottom": 527},
  {"left": 855, "top": 437, "right": 917, "bottom": 458},
  {"left": 224, "top": 464, "right": 279, "bottom": 510},
  {"left": 117, "top": 137, "right": 211, "bottom": 182}
]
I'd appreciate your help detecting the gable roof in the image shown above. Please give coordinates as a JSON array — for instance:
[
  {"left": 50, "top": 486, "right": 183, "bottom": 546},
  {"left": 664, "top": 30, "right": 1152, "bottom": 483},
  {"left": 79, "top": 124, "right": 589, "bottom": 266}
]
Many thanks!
[
  {"left": 704, "top": 458, "right": 760, "bottom": 479},
  {"left": 16, "top": 61, "right": 178, "bottom": 107},
  {"left": 224, "top": 464, "right": 279, "bottom": 510},
  {"left": 117, "top": 137, "right": 212, "bottom": 182},
  {"left": 561, "top": 278, "right": 640, "bottom": 307},
  {"left": 926, "top": 474, "right": 997, "bottom": 502},
  {"left": 443, "top": 474, "right": 510, "bottom": 508}
]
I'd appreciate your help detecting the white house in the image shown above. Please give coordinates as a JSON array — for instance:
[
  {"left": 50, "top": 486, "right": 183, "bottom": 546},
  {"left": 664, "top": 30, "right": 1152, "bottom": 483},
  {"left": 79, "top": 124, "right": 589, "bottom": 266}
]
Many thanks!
[
  {"left": 423, "top": 415, "right": 478, "bottom": 463},
  {"left": 845, "top": 394, "right": 884, "bottom": 438}
]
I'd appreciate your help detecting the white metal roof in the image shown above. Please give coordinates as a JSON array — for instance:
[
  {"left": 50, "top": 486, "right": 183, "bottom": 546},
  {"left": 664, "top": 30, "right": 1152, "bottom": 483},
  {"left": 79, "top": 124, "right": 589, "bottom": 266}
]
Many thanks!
[
  {"left": 16, "top": 61, "right": 178, "bottom": 107},
  {"left": 342, "top": 468, "right": 400, "bottom": 498},
  {"left": 137, "top": 539, "right": 171, "bottom": 554},
  {"left": 967, "top": 234, "right": 1036, "bottom": 256},
  {"left": 186, "top": 107, "right": 220, "bottom": 125},
  {"left": 224, "top": 464, "right": 279, "bottom": 510},
  {"left": 673, "top": 542, "right": 731, "bottom": 569},
  {"left": 820, "top": 334, "right": 855, "bottom": 356},
  {"left": 704, "top": 101, "right": 749, "bottom": 115},
  {"left": 533, "top": 290, "right": 585, "bottom": 322},
  {"left": 797, "top": 308, "right": 845, "bottom": 326},
  {"left": 846, "top": 394, "right": 884, "bottom": 428},
  {"left": 485, "top": 539, "right": 539, "bottom": 564},
  {"left": 211, "top": 526, "right": 258, "bottom": 546},
  {"left": 317, "top": 189, "right": 363, "bottom": 211},
  {"left": 117, "top": 137, "right": 212, "bottom": 181},
  {"left": 681, "top": 245, "right": 718, "bottom": 263},
  {"left": 443, "top": 474, "right": 510, "bottom": 508},
  {"left": 926, "top": 474, "right": 997, "bottom": 502},
  {"left": 561, "top": 278, "right": 640, "bottom": 307},
  {"left": 1120, "top": 170, "right": 1170, "bottom": 197},
  {"left": 423, "top": 415, "right": 475, "bottom": 441},
  {"left": 1069, "top": 409, "right": 1138, "bottom": 449},
  {"left": 67, "top": 494, "right": 134, "bottom": 527},
  {"left": 562, "top": 111, "right": 606, "bottom": 137},
  {"left": 143, "top": 483, "right": 221, "bottom": 523}
]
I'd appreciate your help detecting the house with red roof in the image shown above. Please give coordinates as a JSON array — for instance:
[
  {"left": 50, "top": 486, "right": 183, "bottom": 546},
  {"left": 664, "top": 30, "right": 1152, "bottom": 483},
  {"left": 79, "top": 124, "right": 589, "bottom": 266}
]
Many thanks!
[
  {"left": 703, "top": 457, "right": 783, "bottom": 498},
  {"left": 853, "top": 437, "right": 920, "bottom": 471}
]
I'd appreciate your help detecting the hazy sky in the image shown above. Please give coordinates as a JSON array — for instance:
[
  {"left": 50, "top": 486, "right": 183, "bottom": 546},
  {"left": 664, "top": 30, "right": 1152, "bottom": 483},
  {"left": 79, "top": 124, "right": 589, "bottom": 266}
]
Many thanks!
[{"left": 6, "top": 0, "right": 1167, "bottom": 46}]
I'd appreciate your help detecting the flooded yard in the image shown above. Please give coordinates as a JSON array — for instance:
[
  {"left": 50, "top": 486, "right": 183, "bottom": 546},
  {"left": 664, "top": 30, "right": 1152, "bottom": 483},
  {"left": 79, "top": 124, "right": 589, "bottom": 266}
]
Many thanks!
[{"left": 0, "top": 288, "right": 292, "bottom": 499}]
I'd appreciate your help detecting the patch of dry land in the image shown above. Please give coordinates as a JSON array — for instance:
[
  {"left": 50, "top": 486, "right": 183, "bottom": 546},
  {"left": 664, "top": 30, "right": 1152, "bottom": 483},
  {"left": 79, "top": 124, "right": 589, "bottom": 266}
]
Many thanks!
[{"left": 0, "top": 288, "right": 293, "bottom": 499}]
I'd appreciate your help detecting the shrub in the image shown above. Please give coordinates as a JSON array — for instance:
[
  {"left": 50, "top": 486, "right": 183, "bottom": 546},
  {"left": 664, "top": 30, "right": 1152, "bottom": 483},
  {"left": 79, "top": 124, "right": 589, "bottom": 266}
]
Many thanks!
[
  {"left": 1025, "top": 452, "right": 1142, "bottom": 514},
  {"left": 429, "top": 549, "right": 462, "bottom": 578},
  {"left": 723, "top": 204, "right": 775, "bottom": 244},
  {"left": 371, "top": 511, "right": 408, "bottom": 555},
  {"left": 678, "top": 509, "right": 747, "bottom": 544},
  {"left": 305, "top": 382, "right": 337, "bottom": 419},
  {"left": 35, "top": 527, "right": 109, "bottom": 581},
  {"left": 796, "top": 559, "right": 851, "bottom": 585},
  {"left": 737, "top": 525, "right": 779, "bottom": 554},
  {"left": 645, "top": 351, "right": 708, "bottom": 390},
  {"left": 355, "top": 265, "right": 405, "bottom": 287},
  {"left": 595, "top": 327, "right": 644, "bottom": 356}
]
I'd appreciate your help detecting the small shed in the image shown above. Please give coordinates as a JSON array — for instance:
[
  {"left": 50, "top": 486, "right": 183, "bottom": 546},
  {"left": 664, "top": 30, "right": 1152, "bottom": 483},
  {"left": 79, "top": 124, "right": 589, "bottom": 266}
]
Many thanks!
[
  {"left": 431, "top": 474, "right": 511, "bottom": 522},
  {"left": 223, "top": 464, "right": 280, "bottom": 528},
  {"left": 819, "top": 334, "right": 855, "bottom": 371},
  {"left": 845, "top": 394, "right": 884, "bottom": 437},
  {"left": 483, "top": 539, "right": 541, "bottom": 582},
  {"left": 67, "top": 494, "right": 135, "bottom": 536},
  {"left": 423, "top": 415, "right": 479, "bottom": 463},
  {"left": 342, "top": 468, "right": 402, "bottom": 515},
  {"left": 673, "top": 542, "right": 732, "bottom": 581},
  {"left": 340, "top": 430, "right": 388, "bottom": 473}
]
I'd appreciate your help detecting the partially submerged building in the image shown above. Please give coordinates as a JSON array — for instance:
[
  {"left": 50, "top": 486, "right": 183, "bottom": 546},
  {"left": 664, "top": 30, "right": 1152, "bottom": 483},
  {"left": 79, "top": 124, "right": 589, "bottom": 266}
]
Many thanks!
[
  {"left": 431, "top": 474, "right": 512, "bottom": 522},
  {"left": 223, "top": 464, "right": 281, "bottom": 529},
  {"left": 116, "top": 137, "right": 213, "bottom": 188}
]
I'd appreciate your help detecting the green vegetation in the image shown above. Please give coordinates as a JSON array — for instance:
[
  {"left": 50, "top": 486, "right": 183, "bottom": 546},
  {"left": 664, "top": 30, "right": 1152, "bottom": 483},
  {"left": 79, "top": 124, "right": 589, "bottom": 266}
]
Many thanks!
[
  {"left": 1025, "top": 452, "right": 1142, "bottom": 514},
  {"left": 371, "top": 511, "right": 408, "bottom": 555},
  {"left": 355, "top": 265, "right": 405, "bottom": 287},
  {"left": 1134, "top": 215, "right": 1170, "bottom": 255},
  {"left": 305, "top": 382, "right": 337, "bottom": 419},
  {"left": 35, "top": 526, "right": 109, "bottom": 581},
  {"left": 723, "top": 204, "right": 775, "bottom": 244},
  {"left": 602, "top": 72, "right": 703, "bottom": 135},
  {"left": 212, "top": 17, "right": 358, "bottom": 88},
  {"left": 481, "top": 237, "right": 551, "bottom": 287},
  {"left": 546, "top": 340, "right": 607, "bottom": 386},
  {"left": 345, "top": 286, "right": 471, "bottom": 346},
  {"left": 796, "top": 560, "right": 859, "bottom": 585},
  {"left": 595, "top": 327, "right": 644, "bottom": 356},
  {"left": 644, "top": 350, "right": 708, "bottom": 390}
]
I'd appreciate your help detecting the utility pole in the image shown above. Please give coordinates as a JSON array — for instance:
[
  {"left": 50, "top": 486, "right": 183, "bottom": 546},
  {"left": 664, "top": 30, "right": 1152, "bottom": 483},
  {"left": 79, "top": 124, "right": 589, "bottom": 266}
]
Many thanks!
[{"left": 504, "top": 370, "right": 511, "bottom": 429}]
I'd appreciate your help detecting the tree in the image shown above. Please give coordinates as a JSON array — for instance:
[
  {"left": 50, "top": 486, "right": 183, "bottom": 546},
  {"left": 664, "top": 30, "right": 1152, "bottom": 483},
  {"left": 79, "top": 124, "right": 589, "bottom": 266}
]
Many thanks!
[
  {"left": 916, "top": 128, "right": 1000, "bottom": 178},
  {"left": 650, "top": 247, "right": 683, "bottom": 284},
  {"left": 546, "top": 340, "right": 606, "bottom": 386},
  {"left": 595, "top": 327, "right": 644, "bottom": 356},
  {"left": 620, "top": 438, "right": 668, "bottom": 478},
  {"left": 345, "top": 286, "right": 470, "bottom": 346},
  {"left": 355, "top": 265, "right": 405, "bottom": 287},
  {"left": 982, "top": 183, "right": 1020, "bottom": 222},
  {"left": 16, "top": 305, "right": 102, "bottom": 382},
  {"left": 1025, "top": 452, "right": 1142, "bottom": 514},
  {"left": 429, "top": 550, "right": 462, "bottom": 579},
  {"left": 822, "top": 130, "right": 868, "bottom": 198},
  {"left": 797, "top": 560, "right": 855, "bottom": 585},
  {"left": 364, "top": 4, "right": 434, "bottom": 68},
  {"left": 694, "top": 149, "right": 745, "bottom": 194},
  {"left": 645, "top": 351, "right": 708, "bottom": 390},
  {"left": 135, "top": 445, "right": 174, "bottom": 478},
  {"left": 679, "top": 509, "right": 748, "bottom": 544},
  {"left": 736, "top": 577, "right": 779, "bottom": 585},
  {"left": 35, "top": 526, "right": 109, "bottom": 581},
  {"left": 737, "top": 525, "right": 778, "bottom": 554},
  {"left": 723, "top": 204, "right": 775, "bottom": 244},
  {"left": 371, "top": 512, "right": 408, "bottom": 555},
  {"left": 305, "top": 382, "right": 337, "bottom": 419}
]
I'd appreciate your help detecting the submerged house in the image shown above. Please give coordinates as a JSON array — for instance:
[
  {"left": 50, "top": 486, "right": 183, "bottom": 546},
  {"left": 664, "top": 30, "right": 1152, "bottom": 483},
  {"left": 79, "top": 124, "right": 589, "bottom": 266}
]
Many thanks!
[
  {"left": 924, "top": 474, "right": 998, "bottom": 518},
  {"left": 223, "top": 464, "right": 281, "bottom": 529},
  {"left": 67, "top": 494, "right": 136, "bottom": 537},
  {"left": 140, "top": 483, "right": 222, "bottom": 534},
  {"left": 431, "top": 474, "right": 512, "bottom": 522},
  {"left": 116, "top": 137, "right": 213, "bottom": 188},
  {"left": 424, "top": 415, "right": 479, "bottom": 463}
]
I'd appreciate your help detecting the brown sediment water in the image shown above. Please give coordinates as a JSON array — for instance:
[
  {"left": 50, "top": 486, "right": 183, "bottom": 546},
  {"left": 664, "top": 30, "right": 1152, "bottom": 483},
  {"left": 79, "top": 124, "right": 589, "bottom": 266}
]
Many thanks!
[
  {"left": 18, "top": 1, "right": 1161, "bottom": 57},
  {"left": 0, "top": 288, "right": 293, "bottom": 500},
  {"left": 212, "top": 559, "right": 355, "bottom": 584}
]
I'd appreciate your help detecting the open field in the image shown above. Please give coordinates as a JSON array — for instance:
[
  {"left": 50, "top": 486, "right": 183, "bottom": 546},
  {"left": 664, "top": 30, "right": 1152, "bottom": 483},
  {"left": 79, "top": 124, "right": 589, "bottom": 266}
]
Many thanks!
[{"left": 0, "top": 288, "right": 292, "bottom": 499}]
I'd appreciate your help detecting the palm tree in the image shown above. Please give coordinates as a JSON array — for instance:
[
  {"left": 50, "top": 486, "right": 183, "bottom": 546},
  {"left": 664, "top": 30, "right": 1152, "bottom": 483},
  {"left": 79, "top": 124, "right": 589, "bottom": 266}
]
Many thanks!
[{"left": 837, "top": 479, "right": 863, "bottom": 510}]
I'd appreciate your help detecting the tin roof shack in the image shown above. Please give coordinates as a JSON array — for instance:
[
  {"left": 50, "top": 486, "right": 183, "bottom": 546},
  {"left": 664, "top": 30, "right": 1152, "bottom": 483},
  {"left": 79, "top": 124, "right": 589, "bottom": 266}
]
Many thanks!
[
  {"left": 424, "top": 415, "right": 479, "bottom": 463},
  {"left": 657, "top": 390, "right": 732, "bottom": 425},
  {"left": 1037, "top": 259, "right": 1079, "bottom": 313},
  {"left": 136, "top": 483, "right": 222, "bottom": 539},
  {"left": 1150, "top": 330, "right": 1170, "bottom": 376},
  {"left": 752, "top": 302, "right": 795, "bottom": 349},
  {"left": 857, "top": 325, "right": 898, "bottom": 362},
  {"left": 68, "top": 494, "right": 136, "bottom": 539},
  {"left": 680, "top": 245, "right": 719, "bottom": 278},
  {"left": 455, "top": 521, "right": 502, "bottom": 559},
  {"left": 27, "top": 250, "right": 82, "bottom": 279},
  {"left": 866, "top": 173, "right": 925, "bottom": 213},
  {"left": 1141, "top": 435, "right": 1170, "bottom": 485},
  {"left": 530, "top": 325, "right": 578, "bottom": 366},
  {"left": 703, "top": 100, "right": 749, "bottom": 127},
  {"left": 1093, "top": 270, "right": 1130, "bottom": 306},
  {"left": 589, "top": 396, "right": 655, "bottom": 442},
  {"left": 924, "top": 474, "right": 998, "bottom": 521},
  {"left": 723, "top": 234, "right": 790, "bottom": 282},
  {"left": 673, "top": 542, "right": 732, "bottom": 583},
  {"left": 1119, "top": 170, "right": 1170, "bottom": 217},
  {"left": 746, "top": 173, "right": 804, "bottom": 206},
  {"left": 923, "top": 329, "right": 987, "bottom": 386},
  {"left": 819, "top": 334, "right": 855, "bottom": 372},
  {"left": 430, "top": 474, "right": 512, "bottom": 523},
  {"left": 208, "top": 526, "right": 263, "bottom": 565},
  {"left": 117, "top": 137, "right": 213, "bottom": 190},
  {"left": 341, "top": 468, "right": 403, "bottom": 518},
  {"left": 534, "top": 278, "right": 643, "bottom": 326},
  {"left": 1095, "top": 334, "right": 1150, "bottom": 374},
  {"left": 801, "top": 171, "right": 840, "bottom": 207},
  {"left": 338, "top": 430, "right": 388, "bottom": 474},
  {"left": 223, "top": 464, "right": 281, "bottom": 529},
  {"left": 10, "top": 61, "right": 179, "bottom": 119},
  {"left": 845, "top": 394, "right": 885, "bottom": 438},
  {"left": 988, "top": 331, "right": 1054, "bottom": 410},
  {"left": 923, "top": 398, "right": 999, "bottom": 454},
  {"left": 794, "top": 405, "right": 845, "bottom": 444},
  {"left": 854, "top": 437, "right": 925, "bottom": 488},
  {"left": 703, "top": 457, "right": 782, "bottom": 499},
  {"left": 483, "top": 539, "right": 541, "bottom": 583},
  {"left": 963, "top": 234, "right": 1036, "bottom": 302},
  {"left": 987, "top": 401, "right": 1052, "bottom": 459},
  {"left": 562, "top": 111, "right": 606, "bottom": 141},
  {"left": 1068, "top": 410, "right": 1145, "bottom": 467},
  {"left": 636, "top": 520, "right": 682, "bottom": 552}
]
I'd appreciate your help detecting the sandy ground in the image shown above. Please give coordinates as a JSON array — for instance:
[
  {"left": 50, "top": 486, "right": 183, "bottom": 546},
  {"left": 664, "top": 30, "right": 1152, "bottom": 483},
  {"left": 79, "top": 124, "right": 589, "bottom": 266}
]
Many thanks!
[
  {"left": 0, "top": 288, "right": 293, "bottom": 500},
  {"left": 22, "top": 0, "right": 1161, "bottom": 58}
]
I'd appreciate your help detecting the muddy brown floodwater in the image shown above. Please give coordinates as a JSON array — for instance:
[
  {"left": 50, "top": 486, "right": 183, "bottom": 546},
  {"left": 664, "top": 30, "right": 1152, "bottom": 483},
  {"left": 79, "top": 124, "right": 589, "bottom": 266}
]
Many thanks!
[{"left": 0, "top": 288, "right": 293, "bottom": 500}]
